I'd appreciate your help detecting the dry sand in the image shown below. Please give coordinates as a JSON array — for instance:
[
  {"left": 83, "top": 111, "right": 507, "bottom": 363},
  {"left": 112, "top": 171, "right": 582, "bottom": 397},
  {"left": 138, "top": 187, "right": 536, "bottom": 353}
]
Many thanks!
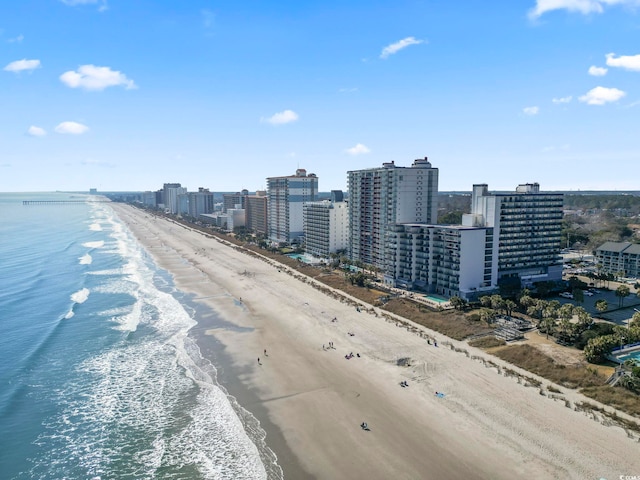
[{"left": 112, "top": 204, "right": 640, "bottom": 480}]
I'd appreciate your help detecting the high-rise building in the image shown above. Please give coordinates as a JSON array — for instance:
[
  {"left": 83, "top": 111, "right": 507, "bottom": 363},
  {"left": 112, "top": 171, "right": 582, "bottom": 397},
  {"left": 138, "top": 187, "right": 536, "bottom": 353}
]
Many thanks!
[
  {"left": 267, "top": 169, "right": 318, "bottom": 244},
  {"left": 347, "top": 157, "right": 439, "bottom": 269},
  {"left": 385, "top": 224, "right": 496, "bottom": 300},
  {"left": 462, "top": 183, "right": 563, "bottom": 287},
  {"left": 303, "top": 193, "right": 349, "bottom": 258},
  {"left": 245, "top": 191, "right": 268, "bottom": 236},
  {"left": 223, "top": 189, "right": 249, "bottom": 213},
  {"left": 162, "top": 183, "right": 186, "bottom": 214},
  {"left": 188, "top": 188, "right": 215, "bottom": 217}
]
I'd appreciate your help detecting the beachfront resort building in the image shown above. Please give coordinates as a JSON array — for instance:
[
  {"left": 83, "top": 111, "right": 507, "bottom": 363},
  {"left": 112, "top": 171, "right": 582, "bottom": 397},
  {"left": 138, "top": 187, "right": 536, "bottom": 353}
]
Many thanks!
[
  {"left": 162, "top": 183, "right": 187, "bottom": 214},
  {"left": 384, "top": 224, "right": 496, "bottom": 300},
  {"left": 347, "top": 157, "right": 439, "bottom": 270},
  {"left": 187, "top": 188, "right": 215, "bottom": 217},
  {"left": 223, "top": 190, "right": 249, "bottom": 213},
  {"left": 595, "top": 241, "right": 640, "bottom": 278},
  {"left": 461, "top": 183, "right": 564, "bottom": 288},
  {"left": 245, "top": 191, "right": 268, "bottom": 236},
  {"left": 303, "top": 191, "right": 349, "bottom": 259},
  {"left": 267, "top": 169, "right": 318, "bottom": 244}
]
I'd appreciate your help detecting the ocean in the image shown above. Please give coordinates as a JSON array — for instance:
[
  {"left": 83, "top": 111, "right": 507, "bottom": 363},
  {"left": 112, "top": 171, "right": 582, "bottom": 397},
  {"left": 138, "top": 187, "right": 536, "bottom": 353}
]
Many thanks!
[{"left": 0, "top": 193, "right": 282, "bottom": 480}]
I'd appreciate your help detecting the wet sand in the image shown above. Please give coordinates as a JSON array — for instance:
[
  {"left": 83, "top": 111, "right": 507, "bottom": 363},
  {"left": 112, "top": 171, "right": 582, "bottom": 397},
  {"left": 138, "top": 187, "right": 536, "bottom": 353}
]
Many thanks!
[{"left": 112, "top": 204, "right": 640, "bottom": 480}]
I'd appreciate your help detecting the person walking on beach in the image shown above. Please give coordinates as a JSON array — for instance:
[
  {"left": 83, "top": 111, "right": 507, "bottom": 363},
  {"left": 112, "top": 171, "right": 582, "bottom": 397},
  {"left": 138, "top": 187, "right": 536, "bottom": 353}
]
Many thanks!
[
  {"left": 264, "top": 349, "right": 267, "bottom": 356},
  {"left": 257, "top": 357, "right": 261, "bottom": 365}
]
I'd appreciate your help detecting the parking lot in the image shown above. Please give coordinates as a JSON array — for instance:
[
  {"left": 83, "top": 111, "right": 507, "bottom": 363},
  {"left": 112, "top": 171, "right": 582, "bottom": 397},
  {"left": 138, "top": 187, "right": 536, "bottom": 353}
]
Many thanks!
[{"left": 556, "top": 279, "right": 640, "bottom": 327}]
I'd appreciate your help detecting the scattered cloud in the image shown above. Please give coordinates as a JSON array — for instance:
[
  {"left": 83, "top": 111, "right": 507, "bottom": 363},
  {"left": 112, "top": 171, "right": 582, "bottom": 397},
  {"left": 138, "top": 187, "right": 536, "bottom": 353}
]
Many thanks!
[
  {"left": 261, "top": 109, "right": 299, "bottom": 125},
  {"left": 60, "top": 65, "right": 136, "bottom": 91},
  {"left": 552, "top": 95, "right": 573, "bottom": 103},
  {"left": 380, "top": 37, "right": 424, "bottom": 59},
  {"left": 606, "top": 52, "right": 640, "bottom": 71},
  {"left": 55, "top": 121, "right": 90, "bottom": 134},
  {"left": 7, "top": 34, "right": 24, "bottom": 43},
  {"left": 339, "top": 87, "right": 359, "bottom": 93},
  {"left": 60, "top": 0, "right": 108, "bottom": 11},
  {"left": 588, "top": 65, "right": 608, "bottom": 76},
  {"left": 345, "top": 143, "right": 371, "bottom": 155},
  {"left": 27, "top": 126, "right": 47, "bottom": 137},
  {"left": 3, "top": 59, "right": 41, "bottom": 73},
  {"left": 579, "top": 86, "right": 626, "bottom": 105},
  {"left": 202, "top": 9, "right": 215, "bottom": 29},
  {"left": 523, "top": 106, "right": 540, "bottom": 115},
  {"left": 528, "top": 0, "right": 640, "bottom": 19}
]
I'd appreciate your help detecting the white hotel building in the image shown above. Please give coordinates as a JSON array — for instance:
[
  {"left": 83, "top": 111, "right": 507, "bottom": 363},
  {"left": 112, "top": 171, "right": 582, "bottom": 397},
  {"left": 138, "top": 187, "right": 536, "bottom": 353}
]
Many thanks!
[
  {"left": 303, "top": 197, "right": 349, "bottom": 259},
  {"left": 348, "top": 157, "right": 438, "bottom": 270},
  {"left": 267, "top": 169, "right": 318, "bottom": 244},
  {"left": 385, "top": 224, "right": 496, "bottom": 300}
]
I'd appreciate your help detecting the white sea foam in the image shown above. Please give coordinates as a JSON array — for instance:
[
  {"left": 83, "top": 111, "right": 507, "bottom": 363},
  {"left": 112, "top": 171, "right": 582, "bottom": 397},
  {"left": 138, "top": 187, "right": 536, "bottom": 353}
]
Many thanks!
[
  {"left": 89, "top": 223, "right": 102, "bottom": 232},
  {"left": 64, "top": 310, "right": 75, "bottom": 319},
  {"left": 70, "top": 288, "right": 90, "bottom": 304},
  {"left": 79, "top": 254, "right": 93, "bottom": 265},
  {"left": 82, "top": 241, "right": 104, "bottom": 249},
  {"left": 30, "top": 203, "right": 274, "bottom": 479}
]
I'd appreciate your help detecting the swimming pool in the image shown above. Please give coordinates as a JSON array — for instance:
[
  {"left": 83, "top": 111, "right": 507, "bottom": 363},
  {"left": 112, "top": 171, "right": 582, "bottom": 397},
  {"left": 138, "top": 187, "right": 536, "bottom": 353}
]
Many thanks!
[
  {"left": 614, "top": 348, "right": 640, "bottom": 365},
  {"left": 423, "top": 294, "right": 449, "bottom": 304}
]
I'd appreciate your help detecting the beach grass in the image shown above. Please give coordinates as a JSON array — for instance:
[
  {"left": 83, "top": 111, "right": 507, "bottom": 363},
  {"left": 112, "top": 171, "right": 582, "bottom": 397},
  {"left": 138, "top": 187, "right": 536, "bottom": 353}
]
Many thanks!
[{"left": 493, "top": 344, "right": 606, "bottom": 389}]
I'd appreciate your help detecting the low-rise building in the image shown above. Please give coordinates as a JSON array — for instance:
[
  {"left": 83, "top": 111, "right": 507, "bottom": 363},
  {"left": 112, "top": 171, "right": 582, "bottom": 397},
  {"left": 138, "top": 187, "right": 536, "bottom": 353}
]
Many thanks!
[{"left": 596, "top": 241, "right": 640, "bottom": 278}]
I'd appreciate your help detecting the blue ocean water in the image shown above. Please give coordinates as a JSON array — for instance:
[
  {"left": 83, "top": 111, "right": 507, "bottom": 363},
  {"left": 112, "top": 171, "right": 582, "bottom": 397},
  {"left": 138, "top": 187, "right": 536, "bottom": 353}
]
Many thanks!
[{"left": 0, "top": 193, "right": 280, "bottom": 479}]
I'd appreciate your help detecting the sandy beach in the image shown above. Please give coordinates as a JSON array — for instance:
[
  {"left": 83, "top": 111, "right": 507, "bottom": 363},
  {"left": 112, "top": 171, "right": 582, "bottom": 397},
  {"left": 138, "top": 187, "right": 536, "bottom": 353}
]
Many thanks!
[{"left": 112, "top": 203, "right": 640, "bottom": 480}]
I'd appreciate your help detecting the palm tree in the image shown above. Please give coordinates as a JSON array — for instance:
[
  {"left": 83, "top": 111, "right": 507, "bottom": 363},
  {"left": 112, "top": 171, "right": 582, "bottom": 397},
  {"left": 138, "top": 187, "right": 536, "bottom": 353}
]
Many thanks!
[
  {"left": 595, "top": 299, "right": 608, "bottom": 315},
  {"left": 615, "top": 285, "right": 630, "bottom": 308},
  {"left": 504, "top": 299, "right": 517, "bottom": 317},
  {"left": 479, "top": 307, "right": 497, "bottom": 326},
  {"left": 541, "top": 316, "right": 556, "bottom": 340}
]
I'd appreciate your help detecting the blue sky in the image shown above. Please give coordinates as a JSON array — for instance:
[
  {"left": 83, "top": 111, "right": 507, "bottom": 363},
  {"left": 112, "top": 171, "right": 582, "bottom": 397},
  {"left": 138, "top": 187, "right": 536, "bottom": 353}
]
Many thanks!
[{"left": 1, "top": 0, "right": 639, "bottom": 193}]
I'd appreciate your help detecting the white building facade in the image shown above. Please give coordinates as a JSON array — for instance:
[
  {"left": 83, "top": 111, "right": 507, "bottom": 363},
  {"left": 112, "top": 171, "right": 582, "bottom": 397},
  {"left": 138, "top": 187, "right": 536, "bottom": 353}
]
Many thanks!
[
  {"left": 385, "top": 224, "right": 496, "bottom": 300},
  {"left": 303, "top": 200, "right": 349, "bottom": 258},
  {"left": 462, "top": 183, "right": 563, "bottom": 288},
  {"left": 348, "top": 157, "right": 439, "bottom": 269},
  {"left": 267, "top": 169, "right": 318, "bottom": 244}
]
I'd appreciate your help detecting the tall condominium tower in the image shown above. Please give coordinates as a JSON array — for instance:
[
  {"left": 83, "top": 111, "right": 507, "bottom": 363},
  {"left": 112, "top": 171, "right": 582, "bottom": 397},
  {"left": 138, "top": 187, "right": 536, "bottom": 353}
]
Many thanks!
[
  {"left": 267, "top": 169, "right": 318, "bottom": 244},
  {"left": 303, "top": 193, "right": 349, "bottom": 259},
  {"left": 347, "top": 157, "right": 439, "bottom": 269},
  {"left": 245, "top": 190, "right": 268, "bottom": 236},
  {"left": 462, "top": 183, "right": 564, "bottom": 287}
]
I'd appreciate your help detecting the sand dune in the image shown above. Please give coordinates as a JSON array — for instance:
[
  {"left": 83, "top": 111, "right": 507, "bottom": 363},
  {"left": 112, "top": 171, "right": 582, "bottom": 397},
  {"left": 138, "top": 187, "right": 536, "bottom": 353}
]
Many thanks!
[{"left": 112, "top": 204, "right": 640, "bottom": 480}]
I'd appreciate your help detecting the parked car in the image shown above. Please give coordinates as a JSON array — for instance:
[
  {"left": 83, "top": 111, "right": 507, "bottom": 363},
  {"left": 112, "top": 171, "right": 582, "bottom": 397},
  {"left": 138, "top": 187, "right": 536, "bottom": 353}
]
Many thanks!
[
  {"left": 559, "top": 292, "right": 574, "bottom": 299},
  {"left": 583, "top": 290, "right": 594, "bottom": 296}
]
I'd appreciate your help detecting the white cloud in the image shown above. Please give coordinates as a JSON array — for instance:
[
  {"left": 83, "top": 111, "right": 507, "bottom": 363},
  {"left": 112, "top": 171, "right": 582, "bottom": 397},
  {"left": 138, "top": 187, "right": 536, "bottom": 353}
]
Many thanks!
[
  {"left": 552, "top": 95, "right": 572, "bottom": 103},
  {"left": 3, "top": 59, "right": 41, "bottom": 73},
  {"left": 60, "top": 0, "right": 108, "bottom": 10},
  {"left": 606, "top": 52, "right": 640, "bottom": 71},
  {"left": 55, "top": 121, "right": 90, "bottom": 134},
  {"left": 339, "top": 87, "right": 358, "bottom": 93},
  {"left": 380, "top": 37, "right": 424, "bottom": 59},
  {"left": 528, "top": 0, "right": 640, "bottom": 19},
  {"left": 588, "top": 65, "right": 608, "bottom": 76},
  {"left": 578, "top": 86, "right": 626, "bottom": 105},
  {"left": 202, "top": 9, "right": 215, "bottom": 29},
  {"left": 60, "top": 64, "right": 136, "bottom": 91},
  {"left": 261, "top": 109, "right": 299, "bottom": 125},
  {"left": 7, "top": 34, "right": 24, "bottom": 43},
  {"left": 345, "top": 143, "right": 371, "bottom": 155},
  {"left": 27, "top": 126, "right": 47, "bottom": 137},
  {"left": 523, "top": 106, "right": 540, "bottom": 115}
]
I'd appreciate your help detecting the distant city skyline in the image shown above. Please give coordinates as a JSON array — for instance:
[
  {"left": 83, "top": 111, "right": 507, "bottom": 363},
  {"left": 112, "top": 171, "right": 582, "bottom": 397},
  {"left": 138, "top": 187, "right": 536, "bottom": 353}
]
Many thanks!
[{"left": 1, "top": 1, "right": 639, "bottom": 192}]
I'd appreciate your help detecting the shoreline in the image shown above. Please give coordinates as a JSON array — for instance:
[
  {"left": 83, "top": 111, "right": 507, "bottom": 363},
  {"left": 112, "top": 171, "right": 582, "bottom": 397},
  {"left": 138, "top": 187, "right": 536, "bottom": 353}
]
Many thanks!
[{"left": 112, "top": 203, "right": 640, "bottom": 480}]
